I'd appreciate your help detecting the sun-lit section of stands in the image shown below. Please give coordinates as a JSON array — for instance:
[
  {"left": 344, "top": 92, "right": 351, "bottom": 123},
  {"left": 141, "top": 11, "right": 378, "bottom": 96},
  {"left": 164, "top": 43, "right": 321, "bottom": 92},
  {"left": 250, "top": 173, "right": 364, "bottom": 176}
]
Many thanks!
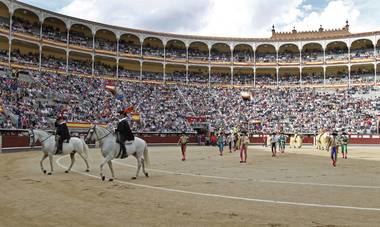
[{"left": 0, "top": 1, "right": 379, "bottom": 87}]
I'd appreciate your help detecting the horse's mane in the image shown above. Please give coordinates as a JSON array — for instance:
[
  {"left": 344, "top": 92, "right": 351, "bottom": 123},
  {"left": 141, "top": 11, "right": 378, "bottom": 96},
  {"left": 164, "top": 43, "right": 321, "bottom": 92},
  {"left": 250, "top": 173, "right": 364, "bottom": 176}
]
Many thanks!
[
  {"left": 33, "top": 129, "right": 51, "bottom": 137},
  {"left": 95, "top": 125, "right": 114, "bottom": 136}
]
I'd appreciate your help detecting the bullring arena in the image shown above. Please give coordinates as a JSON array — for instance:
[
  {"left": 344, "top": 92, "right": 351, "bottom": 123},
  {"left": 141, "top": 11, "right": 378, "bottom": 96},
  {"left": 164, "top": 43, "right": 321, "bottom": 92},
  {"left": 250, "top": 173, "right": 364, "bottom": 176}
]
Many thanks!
[
  {"left": 1, "top": 145, "right": 380, "bottom": 226},
  {"left": 1, "top": 0, "right": 380, "bottom": 226}
]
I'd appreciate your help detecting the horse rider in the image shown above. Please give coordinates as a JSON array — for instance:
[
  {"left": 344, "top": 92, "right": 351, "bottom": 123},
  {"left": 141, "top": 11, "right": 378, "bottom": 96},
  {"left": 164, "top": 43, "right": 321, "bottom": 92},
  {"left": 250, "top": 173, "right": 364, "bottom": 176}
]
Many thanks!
[
  {"left": 115, "top": 109, "right": 135, "bottom": 159},
  {"left": 55, "top": 116, "right": 70, "bottom": 154}
]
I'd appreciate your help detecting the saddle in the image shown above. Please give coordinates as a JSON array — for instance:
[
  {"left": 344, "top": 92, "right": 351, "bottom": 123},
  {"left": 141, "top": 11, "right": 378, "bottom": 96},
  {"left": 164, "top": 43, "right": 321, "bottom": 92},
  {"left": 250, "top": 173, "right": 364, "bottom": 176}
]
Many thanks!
[
  {"left": 117, "top": 140, "right": 135, "bottom": 159},
  {"left": 63, "top": 138, "right": 71, "bottom": 143}
]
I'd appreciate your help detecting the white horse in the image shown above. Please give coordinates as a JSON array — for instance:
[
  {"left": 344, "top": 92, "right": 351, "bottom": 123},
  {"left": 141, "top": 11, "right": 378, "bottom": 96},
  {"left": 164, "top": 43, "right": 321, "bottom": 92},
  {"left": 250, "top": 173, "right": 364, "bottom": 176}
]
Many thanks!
[
  {"left": 289, "top": 134, "right": 303, "bottom": 148},
  {"left": 316, "top": 131, "right": 330, "bottom": 151},
  {"left": 29, "top": 129, "right": 90, "bottom": 175},
  {"left": 85, "top": 125, "right": 150, "bottom": 181}
]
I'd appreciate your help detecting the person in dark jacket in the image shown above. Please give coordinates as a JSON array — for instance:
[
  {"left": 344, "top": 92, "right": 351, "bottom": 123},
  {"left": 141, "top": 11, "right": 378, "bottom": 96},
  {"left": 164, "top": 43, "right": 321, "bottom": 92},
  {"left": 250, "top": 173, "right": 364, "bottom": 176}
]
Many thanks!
[
  {"left": 55, "top": 116, "right": 70, "bottom": 154},
  {"left": 115, "top": 110, "right": 134, "bottom": 159}
]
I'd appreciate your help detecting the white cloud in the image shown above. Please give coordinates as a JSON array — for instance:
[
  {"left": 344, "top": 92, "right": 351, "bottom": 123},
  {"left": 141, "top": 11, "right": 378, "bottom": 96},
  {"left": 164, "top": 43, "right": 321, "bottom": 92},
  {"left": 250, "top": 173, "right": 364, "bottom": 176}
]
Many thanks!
[
  {"left": 285, "top": 0, "right": 360, "bottom": 32},
  {"left": 59, "top": 0, "right": 211, "bottom": 34},
  {"left": 24, "top": 0, "right": 379, "bottom": 38}
]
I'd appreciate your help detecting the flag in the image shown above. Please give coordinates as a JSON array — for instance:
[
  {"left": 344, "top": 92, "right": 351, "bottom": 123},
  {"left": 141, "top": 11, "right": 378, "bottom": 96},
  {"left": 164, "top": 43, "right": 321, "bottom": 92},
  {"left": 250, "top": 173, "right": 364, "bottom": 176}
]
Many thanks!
[
  {"left": 105, "top": 85, "right": 116, "bottom": 95},
  {"left": 122, "top": 106, "right": 134, "bottom": 114},
  {"left": 131, "top": 112, "right": 141, "bottom": 122},
  {"left": 241, "top": 91, "right": 252, "bottom": 101},
  {"left": 105, "top": 80, "right": 117, "bottom": 95}
]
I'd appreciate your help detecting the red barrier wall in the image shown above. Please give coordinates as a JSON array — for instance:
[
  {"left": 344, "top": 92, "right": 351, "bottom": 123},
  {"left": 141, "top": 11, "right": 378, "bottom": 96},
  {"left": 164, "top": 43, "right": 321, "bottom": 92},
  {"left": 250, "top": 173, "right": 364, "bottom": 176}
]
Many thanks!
[{"left": 0, "top": 134, "right": 379, "bottom": 149}]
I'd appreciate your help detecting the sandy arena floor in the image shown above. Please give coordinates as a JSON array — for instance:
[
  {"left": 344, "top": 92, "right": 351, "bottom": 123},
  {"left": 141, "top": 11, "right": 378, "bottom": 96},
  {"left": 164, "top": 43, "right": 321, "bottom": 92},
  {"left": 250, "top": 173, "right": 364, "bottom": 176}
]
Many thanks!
[{"left": 1, "top": 145, "right": 380, "bottom": 227}]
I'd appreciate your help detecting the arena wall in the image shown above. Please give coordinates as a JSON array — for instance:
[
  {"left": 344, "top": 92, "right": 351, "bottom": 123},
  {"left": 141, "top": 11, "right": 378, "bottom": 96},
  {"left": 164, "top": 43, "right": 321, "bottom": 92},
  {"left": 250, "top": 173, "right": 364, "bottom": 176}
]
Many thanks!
[{"left": 0, "top": 130, "right": 379, "bottom": 152}]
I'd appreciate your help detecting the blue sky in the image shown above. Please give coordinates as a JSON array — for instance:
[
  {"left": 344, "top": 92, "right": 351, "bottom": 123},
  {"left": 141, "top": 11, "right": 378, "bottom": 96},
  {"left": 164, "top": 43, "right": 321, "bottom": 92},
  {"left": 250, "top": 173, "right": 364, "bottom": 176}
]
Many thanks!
[
  {"left": 18, "top": 0, "right": 380, "bottom": 37},
  {"left": 20, "top": 0, "right": 72, "bottom": 11}
]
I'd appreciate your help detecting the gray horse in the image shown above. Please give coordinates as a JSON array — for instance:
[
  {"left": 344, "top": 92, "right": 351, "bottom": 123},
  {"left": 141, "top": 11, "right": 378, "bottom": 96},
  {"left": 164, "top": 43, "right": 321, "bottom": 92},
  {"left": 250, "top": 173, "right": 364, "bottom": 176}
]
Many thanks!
[
  {"left": 29, "top": 129, "right": 90, "bottom": 175},
  {"left": 85, "top": 125, "right": 149, "bottom": 181}
]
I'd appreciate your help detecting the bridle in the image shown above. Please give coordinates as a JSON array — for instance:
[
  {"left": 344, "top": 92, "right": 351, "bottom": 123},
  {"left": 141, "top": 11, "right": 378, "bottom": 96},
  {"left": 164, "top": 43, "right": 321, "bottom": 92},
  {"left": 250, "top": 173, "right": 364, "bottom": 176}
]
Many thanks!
[
  {"left": 87, "top": 125, "right": 113, "bottom": 142},
  {"left": 29, "top": 129, "right": 53, "bottom": 147},
  {"left": 29, "top": 129, "right": 35, "bottom": 146}
]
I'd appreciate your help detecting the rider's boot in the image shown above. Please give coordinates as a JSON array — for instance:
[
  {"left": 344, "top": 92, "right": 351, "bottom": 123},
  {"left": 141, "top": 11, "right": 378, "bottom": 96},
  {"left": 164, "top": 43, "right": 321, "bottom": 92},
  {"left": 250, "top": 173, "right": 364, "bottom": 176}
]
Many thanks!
[{"left": 120, "top": 144, "right": 127, "bottom": 159}]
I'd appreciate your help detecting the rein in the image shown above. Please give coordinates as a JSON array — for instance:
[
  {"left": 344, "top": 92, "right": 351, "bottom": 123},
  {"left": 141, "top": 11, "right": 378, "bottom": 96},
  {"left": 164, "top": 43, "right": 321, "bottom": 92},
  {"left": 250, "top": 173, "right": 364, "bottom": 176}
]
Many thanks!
[
  {"left": 30, "top": 130, "right": 53, "bottom": 145},
  {"left": 91, "top": 126, "right": 113, "bottom": 142},
  {"left": 40, "top": 134, "right": 54, "bottom": 143}
]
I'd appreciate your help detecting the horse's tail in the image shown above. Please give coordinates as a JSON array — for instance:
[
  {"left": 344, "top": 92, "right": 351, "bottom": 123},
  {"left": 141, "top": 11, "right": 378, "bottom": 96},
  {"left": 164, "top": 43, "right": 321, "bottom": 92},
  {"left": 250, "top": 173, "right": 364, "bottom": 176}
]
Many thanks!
[
  {"left": 80, "top": 139, "right": 89, "bottom": 160},
  {"left": 143, "top": 143, "right": 150, "bottom": 168}
]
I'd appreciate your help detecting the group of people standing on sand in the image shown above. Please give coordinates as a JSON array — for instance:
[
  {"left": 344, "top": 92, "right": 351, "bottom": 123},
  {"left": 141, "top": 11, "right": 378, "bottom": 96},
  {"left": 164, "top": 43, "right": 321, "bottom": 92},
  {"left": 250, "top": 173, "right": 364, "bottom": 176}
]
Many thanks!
[
  {"left": 216, "top": 131, "right": 250, "bottom": 163},
  {"left": 327, "top": 131, "right": 350, "bottom": 167},
  {"left": 268, "top": 132, "right": 287, "bottom": 157},
  {"left": 177, "top": 127, "right": 350, "bottom": 168},
  {"left": 177, "top": 129, "right": 250, "bottom": 163}
]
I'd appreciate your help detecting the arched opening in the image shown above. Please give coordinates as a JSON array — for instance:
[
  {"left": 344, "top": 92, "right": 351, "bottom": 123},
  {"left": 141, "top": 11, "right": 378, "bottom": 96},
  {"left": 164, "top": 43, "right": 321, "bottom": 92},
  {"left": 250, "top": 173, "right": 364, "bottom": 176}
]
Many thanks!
[
  {"left": 326, "top": 66, "right": 348, "bottom": 85},
  {"left": 210, "top": 67, "right": 231, "bottom": 84},
  {"left": 119, "top": 33, "right": 141, "bottom": 58},
  {"left": 0, "top": 2, "right": 10, "bottom": 31},
  {"left": 351, "top": 64, "right": 375, "bottom": 84},
  {"left": 278, "top": 44, "right": 300, "bottom": 65},
  {"left": 11, "top": 39, "right": 39, "bottom": 67},
  {"left": 377, "top": 64, "right": 380, "bottom": 85},
  {"left": 188, "top": 42, "right": 209, "bottom": 64},
  {"left": 0, "top": 36, "right": 9, "bottom": 61},
  {"left": 325, "top": 41, "right": 348, "bottom": 64},
  {"left": 142, "top": 37, "right": 164, "bottom": 60},
  {"left": 210, "top": 43, "right": 231, "bottom": 64},
  {"left": 278, "top": 68, "right": 300, "bottom": 85},
  {"left": 233, "top": 67, "right": 253, "bottom": 85},
  {"left": 68, "top": 51, "right": 92, "bottom": 75},
  {"left": 188, "top": 66, "right": 208, "bottom": 84},
  {"left": 255, "top": 44, "right": 276, "bottom": 66},
  {"left": 256, "top": 68, "right": 276, "bottom": 86},
  {"left": 42, "top": 17, "right": 67, "bottom": 44},
  {"left": 302, "top": 43, "right": 323, "bottom": 65},
  {"left": 119, "top": 59, "right": 140, "bottom": 80},
  {"left": 350, "top": 39, "right": 374, "bottom": 62},
  {"left": 41, "top": 46, "right": 66, "bottom": 71},
  {"left": 142, "top": 62, "right": 163, "bottom": 81},
  {"left": 69, "top": 24, "right": 93, "bottom": 50},
  {"left": 233, "top": 44, "right": 253, "bottom": 65},
  {"left": 166, "top": 39, "right": 186, "bottom": 63},
  {"left": 376, "top": 40, "right": 380, "bottom": 60},
  {"left": 95, "top": 29, "right": 116, "bottom": 53},
  {"left": 166, "top": 64, "right": 186, "bottom": 82},
  {"left": 94, "top": 56, "right": 116, "bottom": 77},
  {"left": 302, "top": 67, "right": 324, "bottom": 85},
  {"left": 12, "top": 8, "right": 40, "bottom": 38}
]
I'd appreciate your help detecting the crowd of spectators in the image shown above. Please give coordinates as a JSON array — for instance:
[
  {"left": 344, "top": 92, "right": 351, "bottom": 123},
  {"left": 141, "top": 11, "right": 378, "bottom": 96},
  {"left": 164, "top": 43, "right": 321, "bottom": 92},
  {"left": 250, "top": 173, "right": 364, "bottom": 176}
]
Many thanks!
[
  {"left": 351, "top": 48, "right": 374, "bottom": 60},
  {"left": 94, "top": 62, "right": 116, "bottom": 77},
  {"left": 69, "top": 31, "right": 92, "bottom": 48},
  {"left": 118, "top": 68, "right": 140, "bottom": 80},
  {"left": 68, "top": 58, "right": 92, "bottom": 75},
  {"left": 42, "top": 25, "right": 67, "bottom": 43},
  {"left": 143, "top": 45, "right": 164, "bottom": 58},
  {"left": 256, "top": 53, "right": 276, "bottom": 64},
  {"left": 166, "top": 46, "right": 186, "bottom": 60},
  {"left": 11, "top": 49, "right": 39, "bottom": 67},
  {"left": 3, "top": 49, "right": 378, "bottom": 86},
  {"left": 41, "top": 54, "right": 66, "bottom": 71},
  {"left": 119, "top": 40, "right": 141, "bottom": 55},
  {"left": 188, "top": 49, "right": 209, "bottom": 62},
  {"left": 0, "top": 16, "right": 9, "bottom": 29},
  {"left": 95, "top": 38, "right": 116, "bottom": 52},
  {"left": 1, "top": 67, "right": 378, "bottom": 134},
  {"left": 11, "top": 16, "right": 40, "bottom": 37}
]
